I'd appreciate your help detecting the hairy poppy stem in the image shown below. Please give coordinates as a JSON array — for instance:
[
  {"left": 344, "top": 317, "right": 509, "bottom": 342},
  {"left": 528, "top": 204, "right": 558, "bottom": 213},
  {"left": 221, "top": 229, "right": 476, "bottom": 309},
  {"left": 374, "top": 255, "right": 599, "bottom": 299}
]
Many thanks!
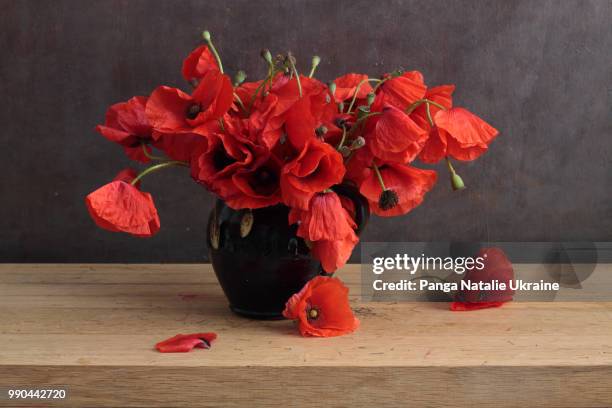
[
  {"left": 286, "top": 53, "right": 302, "bottom": 97},
  {"left": 233, "top": 92, "right": 247, "bottom": 114},
  {"left": 405, "top": 98, "right": 447, "bottom": 115},
  {"left": 202, "top": 31, "right": 224, "bottom": 74},
  {"left": 372, "top": 163, "right": 387, "bottom": 191},
  {"left": 131, "top": 161, "right": 189, "bottom": 186},
  {"left": 141, "top": 142, "right": 168, "bottom": 161},
  {"left": 336, "top": 125, "right": 348, "bottom": 150},
  {"left": 425, "top": 102, "right": 434, "bottom": 126},
  {"left": 371, "top": 77, "right": 389, "bottom": 93},
  {"left": 346, "top": 78, "right": 381, "bottom": 114}
]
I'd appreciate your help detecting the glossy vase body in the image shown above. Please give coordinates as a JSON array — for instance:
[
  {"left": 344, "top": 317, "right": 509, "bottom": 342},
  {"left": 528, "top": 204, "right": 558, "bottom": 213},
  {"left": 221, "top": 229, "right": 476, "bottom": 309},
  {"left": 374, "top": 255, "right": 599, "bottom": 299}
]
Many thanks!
[{"left": 207, "top": 184, "right": 369, "bottom": 319}]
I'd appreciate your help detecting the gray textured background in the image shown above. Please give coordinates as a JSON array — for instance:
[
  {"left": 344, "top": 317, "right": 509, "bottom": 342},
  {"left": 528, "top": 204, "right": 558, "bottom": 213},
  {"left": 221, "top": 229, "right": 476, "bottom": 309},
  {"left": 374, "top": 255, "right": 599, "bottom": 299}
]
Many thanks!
[{"left": 1, "top": 0, "right": 611, "bottom": 262}]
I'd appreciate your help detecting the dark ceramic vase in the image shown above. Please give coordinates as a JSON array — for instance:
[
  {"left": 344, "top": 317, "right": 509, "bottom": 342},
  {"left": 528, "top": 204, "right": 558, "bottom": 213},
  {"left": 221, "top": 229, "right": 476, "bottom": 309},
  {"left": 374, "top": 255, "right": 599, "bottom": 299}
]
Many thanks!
[{"left": 207, "top": 184, "right": 369, "bottom": 319}]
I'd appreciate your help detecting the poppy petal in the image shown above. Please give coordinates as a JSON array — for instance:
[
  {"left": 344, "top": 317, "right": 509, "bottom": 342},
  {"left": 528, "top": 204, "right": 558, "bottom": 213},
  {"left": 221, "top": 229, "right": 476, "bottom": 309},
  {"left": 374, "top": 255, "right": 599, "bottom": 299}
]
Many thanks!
[{"left": 156, "top": 332, "right": 217, "bottom": 353}]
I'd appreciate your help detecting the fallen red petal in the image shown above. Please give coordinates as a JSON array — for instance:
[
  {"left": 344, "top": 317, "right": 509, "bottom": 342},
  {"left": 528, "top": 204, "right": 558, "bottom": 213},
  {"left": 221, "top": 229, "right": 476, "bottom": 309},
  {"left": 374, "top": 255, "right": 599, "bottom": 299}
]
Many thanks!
[
  {"left": 155, "top": 332, "right": 217, "bottom": 353},
  {"left": 449, "top": 301, "right": 507, "bottom": 311}
]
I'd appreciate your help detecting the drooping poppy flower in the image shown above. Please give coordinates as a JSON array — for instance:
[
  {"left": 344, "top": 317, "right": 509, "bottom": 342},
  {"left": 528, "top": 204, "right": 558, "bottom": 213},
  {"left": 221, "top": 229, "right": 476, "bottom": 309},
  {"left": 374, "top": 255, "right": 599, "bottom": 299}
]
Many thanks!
[
  {"left": 332, "top": 73, "right": 373, "bottom": 103},
  {"left": 359, "top": 163, "right": 437, "bottom": 216},
  {"left": 155, "top": 332, "right": 217, "bottom": 353},
  {"left": 452, "top": 247, "right": 514, "bottom": 311},
  {"left": 376, "top": 71, "right": 427, "bottom": 110},
  {"left": 280, "top": 139, "right": 345, "bottom": 210},
  {"left": 95, "top": 96, "right": 154, "bottom": 163},
  {"left": 289, "top": 192, "right": 359, "bottom": 272},
  {"left": 290, "top": 191, "right": 355, "bottom": 242},
  {"left": 419, "top": 107, "right": 499, "bottom": 163},
  {"left": 85, "top": 169, "right": 160, "bottom": 237},
  {"left": 283, "top": 276, "right": 359, "bottom": 337},
  {"left": 181, "top": 45, "right": 219, "bottom": 84},
  {"left": 365, "top": 106, "right": 428, "bottom": 164},
  {"left": 146, "top": 70, "right": 233, "bottom": 133},
  {"left": 223, "top": 153, "right": 282, "bottom": 209}
]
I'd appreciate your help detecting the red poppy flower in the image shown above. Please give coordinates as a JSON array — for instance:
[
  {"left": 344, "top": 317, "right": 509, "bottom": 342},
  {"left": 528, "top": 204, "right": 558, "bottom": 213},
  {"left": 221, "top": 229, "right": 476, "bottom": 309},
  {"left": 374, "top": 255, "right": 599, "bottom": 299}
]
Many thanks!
[
  {"left": 376, "top": 71, "right": 427, "bottom": 110},
  {"left": 224, "top": 153, "right": 282, "bottom": 209},
  {"left": 283, "top": 276, "right": 359, "bottom": 337},
  {"left": 181, "top": 45, "right": 219, "bottom": 83},
  {"left": 155, "top": 332, "right": 217, "bottom": 353},
  {"left": 332, "top": 73, "right": 373, "bottom": 102},
  {"left": 85, "top": 169, "right": 160, "bottom": 237},
  {"left": 452, "top": 247, "right": 514, "bottom": 311},
  {"left": 289, "top": 192, "right": 359, "bottom": 272},
  {"left": 190, "top": 129, "right": 261, "bottom": 199},
  {"left": 280, "top": 139, "right": 345, "bottom": 210},
  {"left": 281, "top": 77, "right": 335, "bottom": 149},
  {"left": 419, "top": 107, "right": 499, "bottom": 163},
  {"left": 146, "top": 70, "right": 233, "bottom": 133},
  {"left": 410, "top": 85, "right": 455, "bottom": 131},
  {"left": 95, "top": 96, "right": 153, "bottom": 163},
  {"left": 366, "top": 106, "right": 428, "bottom": 163},
  {"left": 359, "top": 163, "right": 437, "bottom": 216}
]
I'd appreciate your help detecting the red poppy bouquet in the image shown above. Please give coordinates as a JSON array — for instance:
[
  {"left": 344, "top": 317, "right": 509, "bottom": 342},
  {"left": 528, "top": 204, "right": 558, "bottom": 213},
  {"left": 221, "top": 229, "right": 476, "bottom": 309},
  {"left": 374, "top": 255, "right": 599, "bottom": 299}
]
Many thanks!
[{"left": 87, "top": 31, "right": 498, "bottom": 282}]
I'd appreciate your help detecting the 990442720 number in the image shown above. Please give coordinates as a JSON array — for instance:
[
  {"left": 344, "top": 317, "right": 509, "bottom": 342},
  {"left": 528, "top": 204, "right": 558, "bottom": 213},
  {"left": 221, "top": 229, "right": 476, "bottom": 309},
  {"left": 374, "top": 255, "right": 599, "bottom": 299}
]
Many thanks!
[{"left": 6, "top": 389, "right": 67, "bottom": 400}]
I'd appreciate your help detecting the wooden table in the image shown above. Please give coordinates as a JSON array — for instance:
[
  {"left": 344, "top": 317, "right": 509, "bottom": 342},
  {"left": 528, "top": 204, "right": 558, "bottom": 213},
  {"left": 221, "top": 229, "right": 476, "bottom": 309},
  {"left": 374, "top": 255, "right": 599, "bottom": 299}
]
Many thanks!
[{"left": 1, "top": 264, "right": 611, "bottom": 407}]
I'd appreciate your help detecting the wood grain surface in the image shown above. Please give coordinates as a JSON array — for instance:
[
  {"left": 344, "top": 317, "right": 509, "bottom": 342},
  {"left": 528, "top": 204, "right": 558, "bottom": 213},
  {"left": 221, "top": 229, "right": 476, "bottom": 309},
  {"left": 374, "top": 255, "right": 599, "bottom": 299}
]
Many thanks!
[{"left": 1, "top": 264, "right": 612, "bottom": 407}]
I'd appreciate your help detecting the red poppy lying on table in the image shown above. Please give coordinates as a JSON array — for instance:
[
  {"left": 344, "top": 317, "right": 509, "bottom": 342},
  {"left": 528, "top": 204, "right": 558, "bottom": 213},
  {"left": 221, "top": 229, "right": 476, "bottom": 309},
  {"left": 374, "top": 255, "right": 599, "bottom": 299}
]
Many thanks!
[{"left": 87, "top": 31, "right": 500, "bottom": 337}]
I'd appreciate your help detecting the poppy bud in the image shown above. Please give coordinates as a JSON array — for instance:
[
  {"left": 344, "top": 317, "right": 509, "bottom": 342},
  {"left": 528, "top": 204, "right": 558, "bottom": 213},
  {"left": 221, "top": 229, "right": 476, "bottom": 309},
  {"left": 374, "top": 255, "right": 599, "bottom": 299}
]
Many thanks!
[
  {"left": 315, "top": 125, "right": 328, "bottom": 137},
  {"left": 350, "top": 136, "right": 365, "bottom": 149},
  {"left": 328, "top": 82, "right": 336, "bottom": 95},
  {"left": 202, "top": 30, "right": 211, "bottom": 42},
  {"left": 367, "top": 93, "right": 376, "bottom": 106},
  {"left": 357, "top": 105, "right": 370, "bottom": 119},
  {"left": 311, "top": 55, "right": 320, "bottom": 68},
  {"left": 338, "top": 102, "right": 345, "bottom": 112},
  {"left": 234, "top": 70, "right": 246, "bottom": 86},
  {"left": 378, "top": 189, "right": 399, "bottom": 211},
  {"left": 339, "top": 146, "right": 351, "bottom": 157},
  {"left": 260, "top": 49, "right": 273, "bottom": 65},
  {"left": 451, "top": 172, "right": 466, "bottom": 191}
]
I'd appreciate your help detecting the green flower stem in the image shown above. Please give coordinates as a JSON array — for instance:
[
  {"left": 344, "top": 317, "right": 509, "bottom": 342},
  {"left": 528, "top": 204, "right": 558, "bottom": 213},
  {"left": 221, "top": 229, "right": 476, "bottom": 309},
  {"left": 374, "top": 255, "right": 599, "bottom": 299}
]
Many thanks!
[
  {"left": 372, "top": 163, "right": 387, "bottom": 191},
  {"left": 286, "top": 53, "right": 302, "bottom": 98},
  {"left": 445, "top": 156, "right": 456, "bottom": 174},
  {"left": 202, "top": 31, "right": 224, "bottom": 74},
  {"left": 405, "top": 98, "right": 447, "bottom": 115},
  {"left": 131, "top": 161, "right": 189, "bottom": 186},
  {"left": 336, "top": 125, "right": 348, "bottom": 150},
  {"left": 233, "top": 92, "right": 247, "bottom": 114},
  {"left": 371, "top": 77, "right": 389, "bottom": 93},
  {"left": 141, "top": 143, "right": 168, "bottom": 161},
  {"left": 425, "top": 102, "right": 434, "bottom": 126},
  {"left": 346, "top": 78, "right": 381, "bottom": 114}
]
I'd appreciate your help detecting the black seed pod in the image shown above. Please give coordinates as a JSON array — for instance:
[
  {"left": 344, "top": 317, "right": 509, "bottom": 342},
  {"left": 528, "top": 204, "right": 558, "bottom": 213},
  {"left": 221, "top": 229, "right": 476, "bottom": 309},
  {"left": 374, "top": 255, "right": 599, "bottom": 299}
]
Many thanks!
[{"left": 378, "top": 189, "right": 399, "bottom": 211}]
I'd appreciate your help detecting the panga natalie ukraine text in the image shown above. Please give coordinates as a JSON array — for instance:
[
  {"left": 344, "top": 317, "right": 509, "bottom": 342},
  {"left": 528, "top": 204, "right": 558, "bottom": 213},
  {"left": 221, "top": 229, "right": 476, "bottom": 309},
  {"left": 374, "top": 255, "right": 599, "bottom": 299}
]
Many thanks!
[{"left": 373, "top": 279, "right": 561, "bottom": 292}]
